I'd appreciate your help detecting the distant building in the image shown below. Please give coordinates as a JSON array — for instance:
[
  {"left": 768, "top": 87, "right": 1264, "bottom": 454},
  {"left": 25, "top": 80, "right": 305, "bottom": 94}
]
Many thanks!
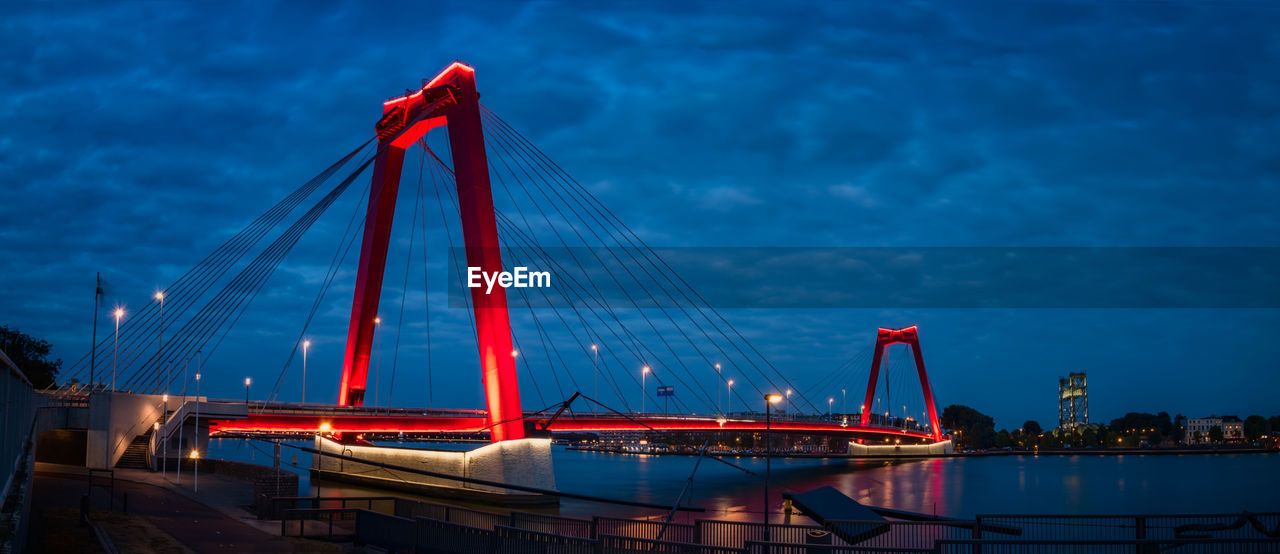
[
  {"left": 1058, "top": 372, "right": 1088, "bottom": 430},
  {"left": 1185, "top": 416, "right": 1244, "bottom": 444}
]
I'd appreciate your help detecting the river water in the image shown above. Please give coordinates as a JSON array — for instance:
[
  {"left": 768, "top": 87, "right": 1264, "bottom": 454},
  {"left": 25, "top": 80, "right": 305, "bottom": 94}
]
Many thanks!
[{"left": 206, "top": 438, "right": 1279, "bottom": 522}]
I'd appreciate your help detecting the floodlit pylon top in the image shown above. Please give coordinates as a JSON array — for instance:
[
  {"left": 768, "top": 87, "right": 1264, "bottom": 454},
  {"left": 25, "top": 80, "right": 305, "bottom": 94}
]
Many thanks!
[
  {"left": 383, "top": 62, "right": 475, "bottom": 106},
  {"left": 876, "top": 325, "right": 919, "bottom": 345}
]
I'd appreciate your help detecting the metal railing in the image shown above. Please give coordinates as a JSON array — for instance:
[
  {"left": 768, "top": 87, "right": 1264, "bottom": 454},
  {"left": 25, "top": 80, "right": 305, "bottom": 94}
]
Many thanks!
[
  {"left": 269, "top": 495, "right": 398, "bottom": 520},
  {"left": 745, "top": 544, "right": 931, "bottom": 554},
  {"left": 823, "top": 520, "right": 989, "bottom": 550},
  {"left": 510, "top": 510, "right": 596, "bottom": 538},
  {"left": 494, "top": 525, "right": 598, "bottom": 554},
  {"left": 595, "top": 515, "right": 697, "bottom": 542},
  {"left": 934, "top": 538, "right": 1280, "bottom": 553},
  {"left": 355, "top": 509, "right": 416, "bottom": 551},
  {"left": 270, "top": 493, "right": 1280, "bottom": 552},
  {"left": 697, "top": 519, "right": 853, "bottom": 549},
  {"left": 279, "top": 507, "right": 360, "bottom": 539},
  {"left": 598, "top": 533, "right": 747, "bottom": 553},
  {"left": 977, "top": 513, "right": 1280, "bottom": 542}
]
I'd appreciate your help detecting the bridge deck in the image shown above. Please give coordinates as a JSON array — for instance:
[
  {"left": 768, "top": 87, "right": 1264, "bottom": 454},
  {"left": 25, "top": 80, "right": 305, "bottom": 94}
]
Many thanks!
[{"left": 202, "top": 401, "right": 936, "bottom": 440}]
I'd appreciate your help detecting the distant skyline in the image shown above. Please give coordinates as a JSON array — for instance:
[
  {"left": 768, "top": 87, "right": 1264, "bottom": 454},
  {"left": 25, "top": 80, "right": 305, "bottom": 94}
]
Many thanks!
[{"left": 2, "top": 2, "right": 1278, "bottom": 429}]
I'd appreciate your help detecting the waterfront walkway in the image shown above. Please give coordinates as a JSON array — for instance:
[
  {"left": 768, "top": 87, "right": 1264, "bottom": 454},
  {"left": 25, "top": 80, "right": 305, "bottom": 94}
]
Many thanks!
[{"left": 30, "top": 463, "right": 330, "bottom": 553}]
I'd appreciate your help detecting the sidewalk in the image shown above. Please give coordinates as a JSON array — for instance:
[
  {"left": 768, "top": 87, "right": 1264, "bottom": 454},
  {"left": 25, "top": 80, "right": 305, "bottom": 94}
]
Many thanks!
[{"left": 32, "top": 463, "right": 330, "bottom": 553}]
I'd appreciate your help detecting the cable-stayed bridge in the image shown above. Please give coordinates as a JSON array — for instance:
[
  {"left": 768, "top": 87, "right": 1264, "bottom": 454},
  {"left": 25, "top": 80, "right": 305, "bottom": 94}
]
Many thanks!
[{"left": 46, "top": 63, "right": 948, "bottom": 485}]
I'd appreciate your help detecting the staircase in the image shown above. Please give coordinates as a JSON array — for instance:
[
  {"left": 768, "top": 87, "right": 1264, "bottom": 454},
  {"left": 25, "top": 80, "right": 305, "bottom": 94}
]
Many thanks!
[{"left": 114, "top": 428, "right": 153, "bottom": 469}]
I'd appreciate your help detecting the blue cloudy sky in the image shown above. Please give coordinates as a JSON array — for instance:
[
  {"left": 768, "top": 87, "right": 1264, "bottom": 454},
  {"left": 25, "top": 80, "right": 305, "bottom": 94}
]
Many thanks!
[{"left": 2, "top": 1, "right": 1278, "bottom": 429}]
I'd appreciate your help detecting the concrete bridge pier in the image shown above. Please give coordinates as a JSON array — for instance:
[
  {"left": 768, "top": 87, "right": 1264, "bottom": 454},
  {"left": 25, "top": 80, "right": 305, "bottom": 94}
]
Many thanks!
[
  {"left": 847, "top": 439, "right": 954, "bottom": 458},
  {"left": 150, "top": 399, "right": 245, "bottom": 470},
  {"left": 311, "top": 436, "right": 558, "bottom": 506},
  {"left": 85, "top": 392, "right": 167, "bottom": 469}
]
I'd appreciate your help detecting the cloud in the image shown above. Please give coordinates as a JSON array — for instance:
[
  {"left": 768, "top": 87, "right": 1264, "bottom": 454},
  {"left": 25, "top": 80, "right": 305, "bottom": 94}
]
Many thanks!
[{"left": 2, "top": 1, "right": 1278, "bottom": 426}]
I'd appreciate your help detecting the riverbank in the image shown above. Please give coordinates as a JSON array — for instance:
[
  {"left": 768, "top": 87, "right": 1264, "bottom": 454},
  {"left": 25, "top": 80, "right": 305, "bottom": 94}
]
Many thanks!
[{"left": 566, "top": 445, "right": 1279, "bottom": 459}]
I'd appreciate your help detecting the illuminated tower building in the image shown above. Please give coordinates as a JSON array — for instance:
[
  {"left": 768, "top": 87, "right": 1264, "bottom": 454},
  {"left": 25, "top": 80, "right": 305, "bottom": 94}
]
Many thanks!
[{"left": 1058, "top": 372, "right": 1088, "bottom": 430}]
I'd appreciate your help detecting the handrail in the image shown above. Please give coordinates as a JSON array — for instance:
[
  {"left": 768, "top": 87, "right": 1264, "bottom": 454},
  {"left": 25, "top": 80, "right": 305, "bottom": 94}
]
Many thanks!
[
  {"left": 105, "top": 398, "right": 165, "bottom": 467},
  {"left": 0, "top": 349, "right": 31, "bottom": 387}
]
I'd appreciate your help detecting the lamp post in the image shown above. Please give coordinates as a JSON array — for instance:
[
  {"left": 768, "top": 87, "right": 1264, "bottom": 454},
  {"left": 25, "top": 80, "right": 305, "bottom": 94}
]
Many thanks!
[
  {"left": 191, "top": 449, "right": 199, "bottom": 492},
  {"left": 373, "top": 316, "right": 381, "bottom": 407},
  {"left": 177, "top": 359, "right": 186, "bottom": 485},
  {"left": 161, "top": 394, "right": 168, "bottom": 479},
  {"left": 828, "top": 397, "right": 834, "bottom": 418},
  {"left": 763, "top": 393, "right": 783, "bottom": 537},
  {"left": 302, "top": 339, "right": 310, "bottom": 404},
  {"left": 641, "top": 366, "right": 650, "bottom": 414},
  {"left": 591, "top": 344, "right": 598, "bottom": 415},
  {"left": 155, "top": 291, "right": 164, "bottom": 394},
  {"left": 785, "top": 389, "right": 792, "bottom": 417},
  {"left": 715, "top": 363, "right": 722, "bottom": 415},
  {"left": 245, "top": 377, "right": 252, "bottom": 406},
  {"left": 841, "top": 388, "right": 847, "bottom": 416},
  {"left": 194, "top": 369, "right": 201, "bottom": 492},
  {"left": 726, "top": 379, "right": 734, "bottom": 415},
  {"left": 112, "top": 307, "right": 124, "bottom": 391}
]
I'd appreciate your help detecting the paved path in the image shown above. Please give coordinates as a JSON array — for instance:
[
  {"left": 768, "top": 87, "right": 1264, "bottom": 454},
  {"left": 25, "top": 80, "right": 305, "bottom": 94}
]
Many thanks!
[{"left": 32, "top": 464, "right": 312, "bottom": 553}]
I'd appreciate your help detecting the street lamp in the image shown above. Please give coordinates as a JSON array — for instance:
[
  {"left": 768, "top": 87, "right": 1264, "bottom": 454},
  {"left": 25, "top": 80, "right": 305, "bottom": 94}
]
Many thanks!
[
  {"left": 302, "top": 339, "right": 311, "bottom": 404},
  {"left": 841, "top": 388, "right": 847, "bottom": 416},
  {"left": 195, "top": 371, "right": 201, "bottom": 489},
  {"left": 828, "top": 397, "right": 834, "bottom": 418},
  {"left": 715, "top": 363, "right": 722, "bottom": 414},
  {"left": 190, "top": 449, "right": 199, "bottom": 492},
  {"left": 161, "top": 394, "right": 168, "bottom": 479},
  {"left": 112, "top": 307, "right": 125, "bottom": 391},
  {"left": 155, "top": 291, "right": 165, "bottom": 394},
  {"left": 591, "top": 344, "right": 598, "bottom": 414},
  {"left": 726, "top": 379, "right": 734, "bottom": 415},
  {"left": 373, "top": 316, "right": 381, "bottom": 407},
  {"left": 245, "top": 377, "right": 252, "bottom": 406},
  {"left": 785, "top": 389, "right": 792, "bottom": 417},
  {"left": 641, "top": 366, "right": 650, "bottom": 413},
  {"left": 763, "top": 393, "right": 784, "bottom": 537}
]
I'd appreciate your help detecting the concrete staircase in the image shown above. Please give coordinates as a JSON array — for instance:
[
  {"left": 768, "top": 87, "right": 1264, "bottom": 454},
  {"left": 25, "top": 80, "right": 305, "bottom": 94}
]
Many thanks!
[{"left": 115, "top": 428, "right": 153, "bottom": 469}]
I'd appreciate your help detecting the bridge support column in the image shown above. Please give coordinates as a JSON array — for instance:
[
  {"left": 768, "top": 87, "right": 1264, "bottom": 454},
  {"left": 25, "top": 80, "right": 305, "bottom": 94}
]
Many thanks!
[
  {"left": 311, "top": 436, "right": 556, "bottom": 506},
  {"left": 859, "top": 326, "right": 943, "bottom": 442},
  {"left": 848, "top": 440, "right": 953, "bottom": 457},
  {"left": 337, "top": 62, "right": 525, "bottom": 443}
]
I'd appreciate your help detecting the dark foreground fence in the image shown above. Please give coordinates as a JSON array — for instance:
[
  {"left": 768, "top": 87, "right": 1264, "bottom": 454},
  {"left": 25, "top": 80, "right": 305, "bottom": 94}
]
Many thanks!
[
  {"left": 0, "top": 351, "right": 40, "bottom": 553},
  {"left": 271, "top": 494, "right": 1280, "bottom": 553}
]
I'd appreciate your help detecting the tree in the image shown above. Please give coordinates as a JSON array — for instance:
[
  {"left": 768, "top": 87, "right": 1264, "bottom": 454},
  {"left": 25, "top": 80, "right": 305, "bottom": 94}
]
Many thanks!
[
  {"left": 1173, "top": 414, "right": 1187, "bottom": 444},
  {"left": 1147, "top": 428, "right": 1164, "bottom": 446},
  {"left": 941, "top": 404, "right": 996, "bottom": 449},
  {"left": 995, "top": 429, "right": 1011, "bottom": 448},
  {"left": 1022, "top": 420, "right": 1042, "bottom": 437},
  {"left": 1209, "top": 426, "right": 1224, "bottom": 443},
  {"left": 1082, "top": 427, "right": 1098, "bottom": 446},
  {"left": 0, "top": 325, "right": 61, "bottom": 389},
  {"left": 1244, "top": 415, "right": 1267, "bottom": 442},
  {"left": 1156, "top": 412, "right": 1173, "bottom": 435},
  {"left": 1192, "top": 430, "right": 1203, "bottom": 444}
]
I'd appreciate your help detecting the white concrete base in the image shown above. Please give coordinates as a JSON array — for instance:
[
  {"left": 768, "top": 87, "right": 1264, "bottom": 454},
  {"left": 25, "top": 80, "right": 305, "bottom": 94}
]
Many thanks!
[
  {"left": 85, "top": 392, "right": 166, "bottom": 469},
  {"left": 848, "top": 440, "right": 954, "bottom": 457},
  {"left": 311, "top": 436, "right": 558, "bottom": 506}
]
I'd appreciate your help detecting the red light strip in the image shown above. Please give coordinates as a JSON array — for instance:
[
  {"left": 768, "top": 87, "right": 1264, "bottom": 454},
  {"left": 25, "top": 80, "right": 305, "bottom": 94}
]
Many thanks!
[
  {"left": 209, "top": 414, "right": 934, "bottom": 439},
  {"left": 382, "top": 62, "right": 475, "bottom": 106}
]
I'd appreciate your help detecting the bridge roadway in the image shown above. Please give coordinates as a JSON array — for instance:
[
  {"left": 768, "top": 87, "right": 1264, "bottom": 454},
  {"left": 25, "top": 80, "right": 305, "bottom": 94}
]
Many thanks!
[{"left": 203, "top": 400, "right": 937, "bottom": 440}]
